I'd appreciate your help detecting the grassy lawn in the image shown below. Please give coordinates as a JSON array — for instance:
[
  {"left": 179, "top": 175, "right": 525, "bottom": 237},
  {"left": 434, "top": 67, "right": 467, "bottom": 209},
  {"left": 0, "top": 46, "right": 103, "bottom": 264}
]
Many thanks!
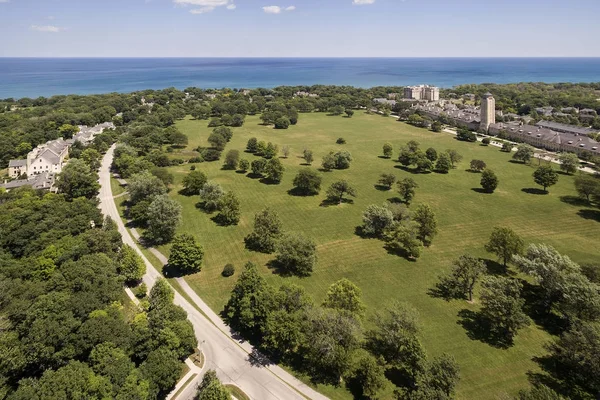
[
  {"left": 110, "top": 175, "right": 127, "bottom": 197},
  {"left": 157, "top": 112, "right": 599, "bottom": 400}
]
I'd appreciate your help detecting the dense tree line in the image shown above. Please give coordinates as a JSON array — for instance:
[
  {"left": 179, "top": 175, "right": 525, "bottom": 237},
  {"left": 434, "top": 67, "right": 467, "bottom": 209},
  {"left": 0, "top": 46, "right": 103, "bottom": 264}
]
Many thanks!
[
  {"left": 0, "top": 189, "right": 196, "bottom": 399},
  {"left": 224, "top": 262, "right": 460, "bottom": 399}
]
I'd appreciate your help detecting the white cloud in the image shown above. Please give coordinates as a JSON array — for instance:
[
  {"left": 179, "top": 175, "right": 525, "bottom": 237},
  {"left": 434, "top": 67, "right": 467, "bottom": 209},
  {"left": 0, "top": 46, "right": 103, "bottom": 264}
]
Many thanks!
[
  {"left": 30, "top": 25, "right": 63, "bottom": 33},
  {"left": 352, "top": 0, "right": 375, "bottom": 4},
  {"left": 174, "top": 0, "right": 235, "bottom": 14},
  {"left": 174, "top": 0, "right": 228, "bottom": 5},
  {"left": 263, "top": 6, "right": 281, "bottom": 14},
  {"left": 190, "top": 6, "right": 214, "bottom": 13},
  {"left": 263, "top": 5, "right": 295, "bottom": 14}
]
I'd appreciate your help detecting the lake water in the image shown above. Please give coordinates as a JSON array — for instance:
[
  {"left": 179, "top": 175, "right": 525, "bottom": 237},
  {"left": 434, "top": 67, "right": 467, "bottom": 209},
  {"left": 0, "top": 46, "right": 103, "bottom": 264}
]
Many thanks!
[{"left": 1, "top": 58, "right": 599, "bottom": 99}]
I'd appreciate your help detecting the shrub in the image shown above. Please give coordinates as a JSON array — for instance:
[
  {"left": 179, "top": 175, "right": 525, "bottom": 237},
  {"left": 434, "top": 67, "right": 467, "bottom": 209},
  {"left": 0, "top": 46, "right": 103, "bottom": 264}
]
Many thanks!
[
  {"left": 470, "top": 159, "right": 487, "bottom": 172},
  {"left": 482, "top": 137, "right": 491, "bottom": 145},
  {"left": 189, "top": 156, "right": 204, "bottom": 163},
  {"left": 336, "top": 137, "right": 347, "bottom": 144},
  {"left": 134, "top": 283, "right": 148, "bottom": 298},
  {"left": 222, "top": 264, "right": 235, "bottom": 277},
  {"left": 274, "top": 116, "right": 291, "bottom": 129},
  {"left": 201, "top": 148, "right": 222, "bottom": 162}
]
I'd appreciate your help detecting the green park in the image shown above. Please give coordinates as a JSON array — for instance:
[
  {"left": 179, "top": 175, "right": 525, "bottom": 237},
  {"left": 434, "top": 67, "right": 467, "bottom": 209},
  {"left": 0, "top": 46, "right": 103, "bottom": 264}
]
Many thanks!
[{"left": 138, "top": 111, "right": 599, "bottom": 399}]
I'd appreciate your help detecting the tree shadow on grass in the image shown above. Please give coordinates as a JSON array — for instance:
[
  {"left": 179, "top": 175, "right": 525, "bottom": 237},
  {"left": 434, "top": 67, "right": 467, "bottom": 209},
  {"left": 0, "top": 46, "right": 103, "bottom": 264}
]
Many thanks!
[
  {"left": 235, "top": 170, "right": 247, "bottom": 174},
  {"left": 210, "top": 214, "right": 238, "bottom": 227},
  {"left": 320, "top": 198, "right": 354, "bottom": 207},
  {"left": 522, "top": 188, "right": 547, "bottom": 195},
  {"left": 374, "top": 184, "right": 392, "bottom": 191},
  {"left": 383, "top": 244, "right": 418, "bottom": 262},
  {"left": 471, "top": 188, "right": 493, "bottom": 194},
  {"left": 162, "top": 264, "right": 188, "bottom": 279},
  {"left": 246, "top": 173, "right": 263, "bottom": 180},
  {"left": 427, "top": 282, "right": 459, "bottom": 302},
  {"left": 387, "top": 196, "right": 405, "bottom": 204},
  {"left": 457, "top": 309, "right": 513, "bottom": 349},
  {"left": 578, "top": 209, "right": 600, "bottom": 222},
  {"left": 384, "top": 367, "right": 416, "bottom": 391},
  {"left": 559, "top": 195, "right": 589, "bottom": 207},
  {"left": 265, "top": 259, "right": 295, "bottom": 277},
  {"left": 299, "top": 162, "right": 312, "bottom": 166},
  {"left": 287, "top": 187, "right": 318, "bottom": 197},
  {"left": 508, "top": 159, "right": 527, "bottom": 165},
  {"left": 393, "top": 165, "right": 421, "bottom": 175},
  {"left": 483, "top": 259, "right": 510, "bottom": 276},
  {"left": 259, "top": 178, "right": 281, "bottom": 186},
  {"left": 377, "top": 155, "right": 391, "bottom": 159}
]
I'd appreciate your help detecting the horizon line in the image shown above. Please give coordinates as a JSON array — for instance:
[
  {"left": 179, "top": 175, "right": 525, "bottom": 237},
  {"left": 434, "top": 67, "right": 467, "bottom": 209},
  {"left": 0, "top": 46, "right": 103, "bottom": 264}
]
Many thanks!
[{"left": 2, "top": 56, "right": 600, "bottom": 59}]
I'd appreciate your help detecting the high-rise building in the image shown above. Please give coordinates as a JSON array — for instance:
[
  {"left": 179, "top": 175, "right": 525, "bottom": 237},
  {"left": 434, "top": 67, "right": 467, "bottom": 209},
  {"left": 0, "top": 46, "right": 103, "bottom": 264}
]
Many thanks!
[
  {"left": 480, "top": 92, "right": 496, "bottom": 131},
  {"left": 403, "top": 85, "right": 440, "bottom": 101}
]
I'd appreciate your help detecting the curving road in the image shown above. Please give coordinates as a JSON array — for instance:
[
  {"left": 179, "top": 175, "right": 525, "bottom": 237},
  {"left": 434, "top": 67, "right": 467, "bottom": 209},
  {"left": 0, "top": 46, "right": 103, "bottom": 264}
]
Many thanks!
[{"left": 99, "top": 144, "right": 328, "bottom": 400}]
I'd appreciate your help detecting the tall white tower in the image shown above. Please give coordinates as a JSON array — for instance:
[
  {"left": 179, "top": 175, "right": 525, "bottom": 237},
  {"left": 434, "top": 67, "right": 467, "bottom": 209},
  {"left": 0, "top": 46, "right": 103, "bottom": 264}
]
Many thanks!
[{"left": 480, "top": 92, "right": 496, "bottom": 132}]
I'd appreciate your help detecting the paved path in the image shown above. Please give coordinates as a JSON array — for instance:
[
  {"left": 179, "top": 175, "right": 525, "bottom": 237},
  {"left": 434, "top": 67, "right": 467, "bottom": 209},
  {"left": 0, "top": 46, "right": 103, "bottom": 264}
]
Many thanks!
[{"left": 99, "top": 145, "right": 327, "bottom": 400}]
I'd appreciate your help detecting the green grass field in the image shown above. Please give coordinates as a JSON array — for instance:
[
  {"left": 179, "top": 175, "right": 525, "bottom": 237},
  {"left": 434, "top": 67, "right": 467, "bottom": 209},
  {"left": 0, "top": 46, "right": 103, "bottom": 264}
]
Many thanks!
[{"left": 159, "top": 112, "right": 600, "bottom": 400}]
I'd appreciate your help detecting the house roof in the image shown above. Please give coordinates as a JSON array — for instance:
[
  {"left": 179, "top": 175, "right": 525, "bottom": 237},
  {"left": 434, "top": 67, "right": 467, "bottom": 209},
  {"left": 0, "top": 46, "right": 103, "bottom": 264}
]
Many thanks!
[
  {"left": 8, "top": 159, "right": 26, "bottom": 168},
  {"left": 1, "top": 172, "right": 56, "bottom": 190},
  {"left": 492, "top": 123, "right": 600, "bottom": 154},
  {"left": 535, "top": 120, "right": 597, "bottom": 135}
]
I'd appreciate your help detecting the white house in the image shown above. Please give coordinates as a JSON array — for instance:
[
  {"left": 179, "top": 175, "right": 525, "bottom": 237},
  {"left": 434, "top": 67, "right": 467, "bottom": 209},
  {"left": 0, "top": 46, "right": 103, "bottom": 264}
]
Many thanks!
[{"left": 25, "top": 138, "right": 69, "bottom": 177}]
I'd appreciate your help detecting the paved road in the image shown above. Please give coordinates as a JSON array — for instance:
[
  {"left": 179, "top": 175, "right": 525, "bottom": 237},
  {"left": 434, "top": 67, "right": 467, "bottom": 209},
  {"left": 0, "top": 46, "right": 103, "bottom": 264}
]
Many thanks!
[{"left": 99, "top": 145, "right": 328, "bottom": 400}]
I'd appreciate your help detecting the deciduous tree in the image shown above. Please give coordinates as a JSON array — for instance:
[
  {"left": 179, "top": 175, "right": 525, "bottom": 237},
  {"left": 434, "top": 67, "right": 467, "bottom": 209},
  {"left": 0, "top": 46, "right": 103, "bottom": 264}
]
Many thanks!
[
  {"left": 128, "top": 170, "right": 167, "bottom": 205},
  {"left": 199, "top": 182, "right": 224, "bottom": 212},
  {"left": 292, "top": 169, "right": 322, "bottom": 195},
  {"left": 559, "top": 153, "right": 580, "bottom": 175},
  {"left": 533, "top": 165, "right": 559, "bottom": 192},
  {"left": 383, "top": 143, "right": 393, "bottom": 158},
  {"left": 326, "top": 180, "right": 357, "bottom": 204},
  {"left": 513, "top": 144, "right": 534, "bottom": 164},
  {"left": 484, "top": 227, "right": 524, "bottom": 268},
  {"left": 480, "top": 169, "right": 499, "bottom": 193},
  {"left": 323, "top": 278, "right": 366, "bottom": 318},
  {"left": 413, "top": 203, "right": 438, "bottom": 246},
  {"left": 479, "top": 276, "right": 530, "bottom": 343},
  {"left": 435, "top": 254, "right": 486, "bottom": 301},
  {"left": 217, "top": 192, "right": 241, "bottom": 225},
  {"left": 244, "top": 208, "right": 283, "bottom": 253},
  {"left": 56, "top": 159, "right": 101, "bottom": 201},
  {"left": 378, "top": 173, "right": 396, "bottom": 189},
  {"left": 168, "top": 233, "right": 204, "bottom": 274},
  {"left": 119, "top": 244, "right": 146, "bottom": 284},
  {"left": 146, "top": 195, "right": 182, "bottom": 244},
  {"left": 275, "top": 232, "right": 317, "bottom": 277},
  {"left": 182, "top": 170, "right": 208, "bottom": 195},
  {"left": 397, "top": 178, "right": 418, "bottom": 204}
]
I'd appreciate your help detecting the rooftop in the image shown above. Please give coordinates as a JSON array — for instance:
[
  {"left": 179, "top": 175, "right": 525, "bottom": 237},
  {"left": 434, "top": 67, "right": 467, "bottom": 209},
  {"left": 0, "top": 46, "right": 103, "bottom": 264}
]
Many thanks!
[{"left": 535, "top": 120, "right": 598, "bottom": 135}]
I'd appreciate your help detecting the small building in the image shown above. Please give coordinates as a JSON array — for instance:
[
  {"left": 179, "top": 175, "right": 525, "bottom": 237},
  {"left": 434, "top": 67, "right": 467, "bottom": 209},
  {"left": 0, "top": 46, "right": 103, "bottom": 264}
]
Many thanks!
[
  {"left": 8, "top": 159, "right": 27, "bottom": 178},
  {"left": 1, "top": 172, "right": 56, "bottom": 192},
  {"left": 373, "top": 98, "right": 397, "bottom": 107},
  {"left": 74, "top": 122, "right": 115, "bottom": 145}
]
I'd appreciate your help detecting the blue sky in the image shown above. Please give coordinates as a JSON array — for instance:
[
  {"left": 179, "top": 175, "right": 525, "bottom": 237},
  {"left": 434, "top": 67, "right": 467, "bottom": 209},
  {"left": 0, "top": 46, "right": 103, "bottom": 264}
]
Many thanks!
[{"left": 0, "top": 0, "right": 598, "bottom": 57}]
